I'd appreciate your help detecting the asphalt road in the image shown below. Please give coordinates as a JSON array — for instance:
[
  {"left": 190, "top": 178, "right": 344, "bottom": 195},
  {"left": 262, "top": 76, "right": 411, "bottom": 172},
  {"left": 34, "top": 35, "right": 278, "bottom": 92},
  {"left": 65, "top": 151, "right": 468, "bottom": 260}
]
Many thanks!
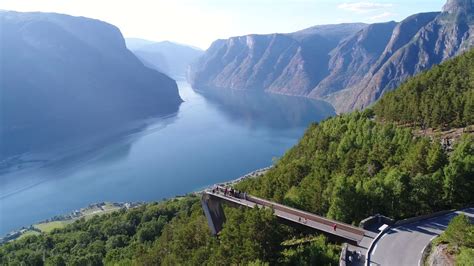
[{"left": 370, "top": 208, "right": 474, "bottom": 266}]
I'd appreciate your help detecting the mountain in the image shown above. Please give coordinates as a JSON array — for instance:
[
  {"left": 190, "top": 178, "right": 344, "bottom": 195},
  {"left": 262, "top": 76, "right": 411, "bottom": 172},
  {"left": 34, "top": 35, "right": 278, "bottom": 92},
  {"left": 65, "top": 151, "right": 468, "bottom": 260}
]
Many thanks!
[
  {"left": 123, "top": 37, "right": 155, "bottom": 50},
  {"left": 443, "top": 0, "right": 474, "bottom": 13},
  {"left": 0, "top": 11, "right": 182, "bottom": 160},
  {"left": 126, "top": 39, "right": 203, "bottom": 79},
  {"left": 329, "top": 0, "right": 474, "bottom": 112},
  {"left": 188, "top": 23, "right": 366, "bottom": 97},
  {"left": 190, "top": 0, "right": 474, "bottom": 113}
]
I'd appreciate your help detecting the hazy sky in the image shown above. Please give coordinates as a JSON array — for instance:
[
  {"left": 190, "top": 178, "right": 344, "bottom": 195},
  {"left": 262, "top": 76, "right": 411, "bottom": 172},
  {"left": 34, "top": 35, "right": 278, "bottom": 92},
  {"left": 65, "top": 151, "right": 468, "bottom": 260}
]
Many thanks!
[{"left": 1, "top": 0, "right": 446, "bottom": 49}]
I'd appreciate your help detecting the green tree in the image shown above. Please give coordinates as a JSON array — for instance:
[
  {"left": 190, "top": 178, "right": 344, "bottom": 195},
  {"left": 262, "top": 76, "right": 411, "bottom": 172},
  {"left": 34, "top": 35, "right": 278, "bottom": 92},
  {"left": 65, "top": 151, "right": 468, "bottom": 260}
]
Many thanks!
[
  {"left": 280, "top": 236, "right": 340, "bottom": 266},
  {"left": 137, "top": 216, "right": 167, "bottom": 243},
  {"left": 440, "top": 214, "right": 474, "bottom": 248},
  {"left": 215, "top": 207, "right": 284, "bottom": 265},
  {"left": 457, "top": 248, "right": 474, "bottom": 266},
  {"left": 443, "top": 135, "right": 474, "bottom": 206},
  {"left": 327, "top": 175, "right": 357, "bottom": 223}
]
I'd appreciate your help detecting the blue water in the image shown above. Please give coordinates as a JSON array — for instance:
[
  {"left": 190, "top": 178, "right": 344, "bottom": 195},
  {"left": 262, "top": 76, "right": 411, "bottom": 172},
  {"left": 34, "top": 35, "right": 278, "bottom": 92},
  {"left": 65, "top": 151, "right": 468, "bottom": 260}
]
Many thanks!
[{"left": 0, "top": 82, "right": 335, "bottom": 235}]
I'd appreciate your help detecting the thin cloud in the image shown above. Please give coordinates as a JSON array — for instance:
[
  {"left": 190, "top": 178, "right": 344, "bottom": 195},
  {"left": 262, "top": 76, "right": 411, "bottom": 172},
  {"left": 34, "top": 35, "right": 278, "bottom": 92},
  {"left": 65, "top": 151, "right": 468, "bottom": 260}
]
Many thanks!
[
  {"left": 338, "top": 2, "right": 394, "bottom": 13},
  {"left": 370, "top": 11, "right": 396, "bottom": 21}
]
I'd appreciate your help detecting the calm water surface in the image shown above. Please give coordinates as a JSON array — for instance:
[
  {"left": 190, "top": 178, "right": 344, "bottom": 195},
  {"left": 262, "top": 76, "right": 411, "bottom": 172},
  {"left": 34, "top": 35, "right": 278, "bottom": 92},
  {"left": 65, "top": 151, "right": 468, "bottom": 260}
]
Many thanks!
[{"left": 0, "top": 82, "right": 335, "bottom": 235}]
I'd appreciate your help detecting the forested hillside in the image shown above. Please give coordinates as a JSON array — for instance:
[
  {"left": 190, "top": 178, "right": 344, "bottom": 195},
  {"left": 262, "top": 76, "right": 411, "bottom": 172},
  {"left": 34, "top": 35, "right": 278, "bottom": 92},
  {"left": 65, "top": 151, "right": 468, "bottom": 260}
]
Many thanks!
[
  {"left": 1, "top": 44, "right": 473, "bottom": 266},
  {"left": 375, "top": 48, "right": 474, "bottom": 128},
  {"left": 0, "top": 196, "right": 340, "bottom": 265},
  {"left": 236, "top": 112, "right": 473, "bottom": 224},
  {"left": 235, "top": 49, "right": 474, "bottom": 225}
]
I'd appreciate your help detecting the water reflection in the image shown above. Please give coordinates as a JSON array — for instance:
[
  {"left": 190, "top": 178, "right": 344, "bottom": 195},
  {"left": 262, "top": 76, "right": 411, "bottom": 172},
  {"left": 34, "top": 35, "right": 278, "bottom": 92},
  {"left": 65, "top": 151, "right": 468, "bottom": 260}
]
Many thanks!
[
  {"left": 196, "top": 88, "right": 335, "bottom": 129},
  {"left": 0, "top": 112, "right": 179, "bottom": 174},
  {"left": 0, "top": 114, "right": 178, "bottom": 199}
]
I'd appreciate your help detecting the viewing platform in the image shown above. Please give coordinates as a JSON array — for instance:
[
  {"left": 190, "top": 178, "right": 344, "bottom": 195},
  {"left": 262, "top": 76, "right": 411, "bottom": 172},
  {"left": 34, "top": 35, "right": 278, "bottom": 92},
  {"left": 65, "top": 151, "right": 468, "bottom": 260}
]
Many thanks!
[{"left": 202, "top": 186, "right": 367, "bottom": 244}]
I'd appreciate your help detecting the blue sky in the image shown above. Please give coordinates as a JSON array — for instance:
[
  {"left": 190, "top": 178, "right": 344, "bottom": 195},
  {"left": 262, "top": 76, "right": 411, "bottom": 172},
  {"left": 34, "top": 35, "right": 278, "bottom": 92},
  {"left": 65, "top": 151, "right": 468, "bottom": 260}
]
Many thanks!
[{"left": 0, "top": 0, "right": 446, "bottom": 49}]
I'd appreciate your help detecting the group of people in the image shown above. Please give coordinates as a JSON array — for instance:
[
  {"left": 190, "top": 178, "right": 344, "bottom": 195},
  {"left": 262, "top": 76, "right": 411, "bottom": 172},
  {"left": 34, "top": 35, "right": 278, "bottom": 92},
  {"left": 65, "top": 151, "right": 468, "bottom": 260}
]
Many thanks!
[
  {"left": 348, "top": 250, "right": 362, "bottom": 263},
  {"left": 298, "top": 217, "right": 308, "bottom": 224},
  {"left": 211, "top": 185, "right": 247, "bottom": 200}
]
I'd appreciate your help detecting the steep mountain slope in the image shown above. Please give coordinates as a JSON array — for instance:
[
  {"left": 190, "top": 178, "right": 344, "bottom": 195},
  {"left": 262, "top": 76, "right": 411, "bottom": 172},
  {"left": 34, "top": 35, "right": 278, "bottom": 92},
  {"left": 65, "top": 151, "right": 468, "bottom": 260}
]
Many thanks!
[
  {"left": 126, "top": 39, "right": 203, "bottom": 79},
  {"left": 311, "top": 21, "right": 400, "bottom": 98},
  {"left": 188, "top": 24, "right": 367, "bottom": 96},
  {"left": 0, "top": 11, "right": 182, "bottom": 159},
  {"left": 333, "top": 0, "right": 474, "bottom": 112},
  {"left": 190, "top": 0, "right": 474, "bottom": 113}
]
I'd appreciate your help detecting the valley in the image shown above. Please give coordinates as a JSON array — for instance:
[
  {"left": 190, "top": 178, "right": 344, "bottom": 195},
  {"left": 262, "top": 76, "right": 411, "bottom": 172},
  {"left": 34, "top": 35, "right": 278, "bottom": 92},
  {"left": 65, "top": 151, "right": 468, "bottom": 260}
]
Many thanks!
[{"left": 0, "top": 0, "right": 473, "bottom": 265}]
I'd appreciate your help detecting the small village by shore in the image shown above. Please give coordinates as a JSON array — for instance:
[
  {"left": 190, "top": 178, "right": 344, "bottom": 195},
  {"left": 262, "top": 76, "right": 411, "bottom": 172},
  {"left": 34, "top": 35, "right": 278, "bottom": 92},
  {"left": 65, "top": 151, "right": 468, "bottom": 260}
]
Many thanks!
[{"left": 0, "top": 201, "right": 142, "bottom": 244}]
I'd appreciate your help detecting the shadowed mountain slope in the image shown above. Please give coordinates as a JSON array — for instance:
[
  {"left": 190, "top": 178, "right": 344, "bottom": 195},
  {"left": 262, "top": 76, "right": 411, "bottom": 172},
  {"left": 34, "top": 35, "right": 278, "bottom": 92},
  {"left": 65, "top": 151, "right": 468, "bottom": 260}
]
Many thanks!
[{"left": 0, "top": 11, "right": 182, "bottom": 159}]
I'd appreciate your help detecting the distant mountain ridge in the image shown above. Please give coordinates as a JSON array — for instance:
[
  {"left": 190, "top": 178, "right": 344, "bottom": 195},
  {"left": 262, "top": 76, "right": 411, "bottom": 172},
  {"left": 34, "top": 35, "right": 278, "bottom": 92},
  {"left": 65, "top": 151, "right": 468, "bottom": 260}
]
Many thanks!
[
  {"left": 126, "top": 39, "right": 203, "bottom": 79},
  {"left": 124, "top": 38, "right": 156, "bottom": 50},
  {"left": 189, "top": 0, "right": 474, "bottom": 113},
  {"left": 0, "top": 11, "right": 182, "bottom": 159},
  {"left": 189, "top": 23, "right": 367, "bottom": 98}
]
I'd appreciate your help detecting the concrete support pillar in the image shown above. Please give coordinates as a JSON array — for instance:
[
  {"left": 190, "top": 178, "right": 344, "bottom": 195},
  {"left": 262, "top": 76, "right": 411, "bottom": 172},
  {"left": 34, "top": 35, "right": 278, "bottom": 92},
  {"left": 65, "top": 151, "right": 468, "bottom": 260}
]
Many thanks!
[{"left": 201, "top": 194, "right": 226, "bottom": 235}]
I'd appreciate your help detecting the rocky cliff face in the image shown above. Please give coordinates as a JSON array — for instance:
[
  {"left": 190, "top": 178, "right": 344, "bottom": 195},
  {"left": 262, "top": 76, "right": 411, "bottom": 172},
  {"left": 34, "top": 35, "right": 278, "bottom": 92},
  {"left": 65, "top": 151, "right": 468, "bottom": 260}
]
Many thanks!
[
  {"left": 0, "top": 11, "right": 182, "bottom": 159},
  {"left": 188, "top": 24, "right": 367, "bottom": 97},
  {"left": 443, "top": 0, "right": 473, "bottom": 13},
  {"left": 332, "top": 0, "right": 474, "bottom": 112},
  {"left": 190, "top": 0, "right": 474, "bottom": 113}
]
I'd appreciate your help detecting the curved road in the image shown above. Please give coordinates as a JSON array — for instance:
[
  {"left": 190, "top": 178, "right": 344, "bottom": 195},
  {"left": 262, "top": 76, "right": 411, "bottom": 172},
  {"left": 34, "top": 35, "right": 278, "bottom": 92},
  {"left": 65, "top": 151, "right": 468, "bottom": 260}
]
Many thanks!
[{"left": 370, "top": 208, "right": 474, "bottom": 266}]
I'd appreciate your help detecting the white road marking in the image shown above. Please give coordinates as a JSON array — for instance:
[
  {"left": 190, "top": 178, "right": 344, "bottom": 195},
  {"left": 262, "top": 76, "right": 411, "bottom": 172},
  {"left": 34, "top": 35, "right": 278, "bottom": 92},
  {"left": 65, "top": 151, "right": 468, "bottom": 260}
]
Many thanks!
[
  {"left": 372, "top": 243, "right": 378, "bottom": 254},
  {"left": 379, "top": 233, "right": 386, "bottom": 241}
]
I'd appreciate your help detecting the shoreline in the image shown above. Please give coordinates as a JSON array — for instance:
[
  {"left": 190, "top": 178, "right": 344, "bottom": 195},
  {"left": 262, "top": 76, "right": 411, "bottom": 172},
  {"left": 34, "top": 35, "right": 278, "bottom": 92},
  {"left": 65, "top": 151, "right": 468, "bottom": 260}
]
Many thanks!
[
  {"left": 222, "top": 166, "right": 271, "bottom": 185},
  {"left": 0, "top": 201, "right": 143, "bottom": 244},
  {"left": 1, "top": 166, "right": 272, "bottom": 244},
  {"left": 193, "top": 166, "right": 271, "bottom": 194}
]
